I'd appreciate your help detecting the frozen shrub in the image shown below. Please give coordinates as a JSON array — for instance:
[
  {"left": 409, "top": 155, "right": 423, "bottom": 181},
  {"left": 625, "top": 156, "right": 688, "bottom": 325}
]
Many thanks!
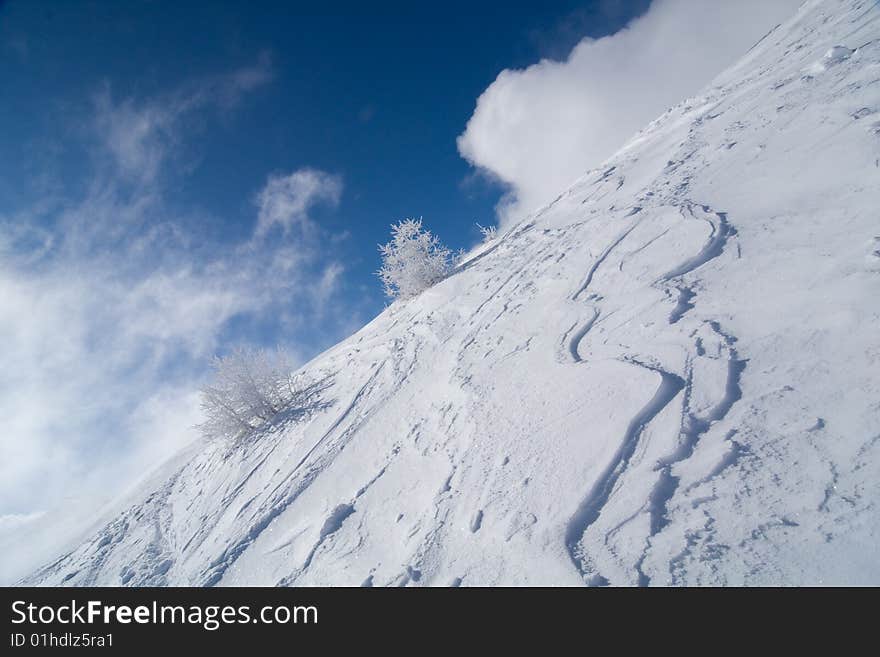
[
  {"left": 199, "top": 347, "right": 330, "bottom": 442},
  {"left": 476, "top": 223, "right": 498, "bottom": 243},
  {"left": 376, "top": 218, "right": 452, "bottom": 300}
]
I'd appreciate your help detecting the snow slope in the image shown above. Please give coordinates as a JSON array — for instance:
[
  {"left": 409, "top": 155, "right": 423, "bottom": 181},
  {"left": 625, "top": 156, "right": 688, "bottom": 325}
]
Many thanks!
[{"left": 24, "top": 0, "right": 880, "bottom": 586}]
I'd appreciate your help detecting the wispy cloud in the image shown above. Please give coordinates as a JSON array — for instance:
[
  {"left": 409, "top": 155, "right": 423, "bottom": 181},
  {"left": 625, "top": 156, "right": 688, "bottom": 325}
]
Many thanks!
[
  {"left": 254, "top": 168, "right": 343, "bottom": 239},
  {"left": 458, "top": 0, "right": 802, "bottom": 226},
  {"left": 91, "top": 53, "right": 273, "bottom": 185},
  {"left": 0, "top": 57, "right": 351, "bottom": 583}
]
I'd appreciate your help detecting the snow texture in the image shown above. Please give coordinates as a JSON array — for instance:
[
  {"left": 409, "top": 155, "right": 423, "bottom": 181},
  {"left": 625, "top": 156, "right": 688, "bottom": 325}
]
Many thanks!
[{"left": 22, "top": 0, "right": 880, "bottom": 586}]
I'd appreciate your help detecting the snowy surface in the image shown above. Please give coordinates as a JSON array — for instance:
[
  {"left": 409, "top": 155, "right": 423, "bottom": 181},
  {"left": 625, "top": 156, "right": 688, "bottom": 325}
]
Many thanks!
[{"left": 23, "top": 0, "right": 880, "bottom": 586}]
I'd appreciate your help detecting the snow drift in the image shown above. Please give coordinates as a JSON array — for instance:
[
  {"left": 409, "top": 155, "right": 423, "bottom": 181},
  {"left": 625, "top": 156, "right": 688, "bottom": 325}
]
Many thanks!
[{"left": 23, "top": 0, "right": 880, "bottom": 586}]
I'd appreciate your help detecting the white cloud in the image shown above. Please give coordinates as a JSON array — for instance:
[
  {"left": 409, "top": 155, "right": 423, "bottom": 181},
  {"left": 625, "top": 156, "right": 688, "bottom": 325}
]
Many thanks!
[
  {"left": 92, "top": 55, "right": 273, "bottom": 185},
  {"left": 212, "top": 51, "right": 275, "bottom": 107},
  {"left": 458, "top": 0, "right": 803, "bottom": 225},
  {"left": 254, "top": 169, "right": 343, "bottom": 238},
  {"left": 0, "top": 65, "right": 349, "bottom": 583},
  {"left": 93, "top": 93, "right": 174, "bottom": 184}
]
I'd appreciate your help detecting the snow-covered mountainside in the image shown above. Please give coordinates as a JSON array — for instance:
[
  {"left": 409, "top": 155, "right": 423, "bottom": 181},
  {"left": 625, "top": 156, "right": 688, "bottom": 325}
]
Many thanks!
[{"left": 25, "top": 0, "right": 880, "bottom": 586}]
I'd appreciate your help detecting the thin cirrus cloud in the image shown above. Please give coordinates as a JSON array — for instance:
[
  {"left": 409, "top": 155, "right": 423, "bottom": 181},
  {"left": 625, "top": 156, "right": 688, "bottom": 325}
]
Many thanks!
[
  {"left": 0, "top": 60, "right": 350, "bottom": 583},
  {"left": 458, "top": 0, "right": 803, "bottom": 226},
  {"left": 254, "top": 169, "right": 343, "bottom": 239},
  {"left": 92, "top": 52, "right": 274, "bottom": 186}
]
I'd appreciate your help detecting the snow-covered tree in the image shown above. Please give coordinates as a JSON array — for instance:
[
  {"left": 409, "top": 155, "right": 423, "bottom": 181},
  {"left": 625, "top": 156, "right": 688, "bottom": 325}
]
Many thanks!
[
  {"left": 476, "top": 223, "right": 498, "bottom": 243},
  {"left": 199, "top": 347, "right": 329, "bottom": 442},
  {"left": 377, "top": 218, "right": 453, "bottom": 300}
]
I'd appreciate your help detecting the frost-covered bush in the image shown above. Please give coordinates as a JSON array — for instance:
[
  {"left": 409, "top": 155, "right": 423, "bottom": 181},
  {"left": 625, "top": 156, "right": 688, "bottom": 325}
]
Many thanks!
[
  {"left": 377, "top": 218, "right": 453, "bottom": 300},
  {"left": 199, "top": 347, "right": 329, "bottom": 442},
  {"left": 476, "top": 223, "right": 498, "bottom": 243}
]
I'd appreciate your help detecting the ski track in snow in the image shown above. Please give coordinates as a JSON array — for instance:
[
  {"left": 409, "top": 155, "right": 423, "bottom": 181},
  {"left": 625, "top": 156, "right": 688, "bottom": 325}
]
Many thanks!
[
  {"left": 561, "top": 193, "right": 746, "bottom": 584},
  {"left": 565, "top": 363, "right": 686, "bottom": 583},
  {"left": 660, "top": 204, "right": 735, "bottom": 281},
  {"left": 568, "top": 309, "right": 600, "bottom": 363},
  {"left": 200, "top": 362, "right": 389, "bottom": 586},
  {"left": 571, "top": 220, "right": 641, "bottom": 302}
]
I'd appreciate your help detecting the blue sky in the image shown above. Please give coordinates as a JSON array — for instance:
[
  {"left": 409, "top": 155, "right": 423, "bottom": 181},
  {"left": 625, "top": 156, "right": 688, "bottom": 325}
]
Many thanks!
[
  {"left": 0, "top": 0, "right": 801, "bottom": 581},
  {"left": 1, "top": 0, "right": 651, "bottom": 336}
]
